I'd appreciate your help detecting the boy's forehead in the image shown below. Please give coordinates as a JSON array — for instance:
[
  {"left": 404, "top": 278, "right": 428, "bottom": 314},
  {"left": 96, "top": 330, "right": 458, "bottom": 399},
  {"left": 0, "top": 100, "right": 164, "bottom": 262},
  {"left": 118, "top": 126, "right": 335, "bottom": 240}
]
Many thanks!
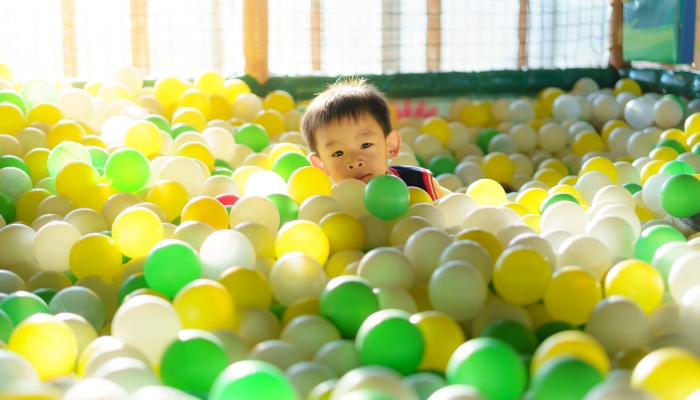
[{"left": 319, "top": 113, "right": 382, "bottom": 136}]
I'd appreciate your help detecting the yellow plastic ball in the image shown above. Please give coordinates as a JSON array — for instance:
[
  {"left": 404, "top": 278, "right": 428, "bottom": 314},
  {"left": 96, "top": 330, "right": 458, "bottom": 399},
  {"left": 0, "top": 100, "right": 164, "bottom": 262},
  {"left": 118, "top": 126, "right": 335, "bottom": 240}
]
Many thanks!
[
  {"left": 408, "top": 187, "right": 433, "bottom": 206},
  {"left": 324, "top": 249, "right": 365, "bottom": 279},
  {"left": 649, "top": 146, "right": 679, "bottom": 162},
  {"left": 282, "top": 297, "right": 320, "bottom": 327},
  {"left": 632, "top": 347, "right": 700, "bottom": 400},
  {"left": 482, "top": 152, "right": 514, "bottom": 183},
  {"left": 171, "top": 107, "right": 206, "bottom": 132},
  {"left": 77, "top": 183, "right": 118, "bottom": 213},
  {"left": 28, "top": 103, "right": 63, "bottom": 127},
  {"left": 112, "top": 207, "right": 164, "bottom": 259},
  {"left": 196, "top": 71, "right": 225, "bottom": 95},
  {"left": 533, "top": 168, "right": 563, "bottom": 188},
  {"left": 208, "top": 93, "right": 233, "bottom": 121},
  {"left": 23, "top": 148, "right": 51, "bottom": 185},
  {"left": 320, "top": 212, "right": 364, "bottom": 254},
  {"left": 539, "top": 158, "right": 569, "bottom": 177},
  {"left": 516, "top": 188, "right": 549, "bottom": 214},
  {"left": 81, "top": 135, "right": 107, "bottom": 149},
  {"left": 288, "top": 166, "right": 332, "bottom": 204},
  {"left": 16, "top": 188, "right": 52, "bottom": 224},
  {"left": 253, "top": 109, "right": 286, "bottom": 137},
  {"left": 466, "top": 179, "right": 507, "bottom": 206},
  {"left": 47, "top": 120, "right": 86, "bottom": 149},
  {"left": 455, "top": 228, "right": 503, "bottom": 262},
  {"left": 178, "top": 88, "right": 211, "bottom": 118},
  {"left": 500, "top": 202, "right": 529, "bottom": 216},
  {"left": 494, "top": 246, "right": 551, "bottom": 305},
  {"left": 84, "top": 80, "right": 104, "bottom": 97},
  {"left": 604, "top": 259, "right": 663, "bottom": 314},
  {"left": 263, "top": 90, "right": 295, "bottom": 114},
  {"left": 232, "top": 166, "right": 263, "bottom": 190},
  {"left": 543, "top": 266, "right": 602, "bottom": 326},
  {"left": 223, "top": 79, "right": 252, "bottom": 103},
  {"left": 531, "top": 330, "right": 610, "bottom": 375},
  {"left": 460, "top": 104, "right": 490, "bottom": 127},
  {"left": 522, "top": 214, "right": 541, "bottom": 233},
  {"left": 275, "top": 220, "right": 330, "bottom": 266},
  {"left": 155, "top": 77, "right": 186, "bottom": 107},
  {"left": 177, "top": 142, "right": 215, "bottom": 171},
  {"left": 0, "top": 103, "right": 26, "bottom": 135},
  {"left": 181, "top": 196, "right": 229, "bottom": 230},
  {"left": 420, "top": 116, "right": 451, "bottom": 146},
  {"left": 124, "top": 121, "right": 163, "bottom": 157},
  {"left": 56, "top": 161, "right": 100, "bottom": 202},
  {"left": 540, "top": 88, "right": 564, "bottom": 113},
  {"left": 640, "top": 160, "right": 664, "bottom": 184},
  {"left": 685, "top": 112, "right": 700, "bottom": 137},
  {"left": 173, "top": 279, "right": 236, "bottom": 330},
  {"left": 8, "top": 313, "right": 78, "bottom": 380},
  {"left": 0, "top": 62, "right": 13, "bottom": 81},
  {"left": 410, "top": 311, "right": 465, "bottom": 373},
  {"left": 579, "top": 156, "right": 617, "bottom": 184},
  {"left": 601, "top": 119, "right": 629, "bottom": 144},
  {"left": 660, "top": 128, "right": 687, "bottom": 145},
  {"left": 146, "top": 180, "right": 190, "bottom": 223},
  {"left": 98, "top": 82, "right": 132, "bottom": 103},
  {"left": 70, "top": 233, "right": 122, "bottom": 279},
  {"left": 614, "top": 78, "right": 642, "bottom": 97},
  {"left": 573, "top": 131, "right": 604, "bottom": 157},
  {"left": 219, "top": 266, "right": 272, "bottom": 310}
]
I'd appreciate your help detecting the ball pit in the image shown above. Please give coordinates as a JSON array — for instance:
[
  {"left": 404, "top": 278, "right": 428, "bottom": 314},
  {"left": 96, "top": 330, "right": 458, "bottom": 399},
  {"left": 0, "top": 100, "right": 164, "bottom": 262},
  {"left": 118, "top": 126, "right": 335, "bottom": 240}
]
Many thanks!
[{"left": 3, "top": 63, "right": 700, "bottom": 399}]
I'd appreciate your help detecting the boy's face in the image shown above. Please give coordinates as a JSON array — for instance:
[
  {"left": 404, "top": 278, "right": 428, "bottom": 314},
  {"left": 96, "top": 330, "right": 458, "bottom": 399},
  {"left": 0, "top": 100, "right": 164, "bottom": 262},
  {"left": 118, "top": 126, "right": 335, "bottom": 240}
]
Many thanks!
[{"left": 310, "top": 114, "right": 401, "bottom": 184}]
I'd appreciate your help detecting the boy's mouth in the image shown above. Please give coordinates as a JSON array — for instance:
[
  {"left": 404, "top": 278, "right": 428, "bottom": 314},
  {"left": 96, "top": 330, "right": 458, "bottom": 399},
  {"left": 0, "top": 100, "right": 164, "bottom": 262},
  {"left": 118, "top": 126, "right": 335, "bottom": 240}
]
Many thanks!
[{"left": 355, "top": 174, "right": 371, "bottom": 182}]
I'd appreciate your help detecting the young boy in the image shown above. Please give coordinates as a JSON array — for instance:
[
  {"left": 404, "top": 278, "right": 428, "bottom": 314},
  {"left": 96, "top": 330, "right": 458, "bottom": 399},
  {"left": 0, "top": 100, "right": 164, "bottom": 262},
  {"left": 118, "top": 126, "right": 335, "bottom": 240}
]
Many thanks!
[{"left": 299, "top": 78, "right": 449, "bottom": 200}]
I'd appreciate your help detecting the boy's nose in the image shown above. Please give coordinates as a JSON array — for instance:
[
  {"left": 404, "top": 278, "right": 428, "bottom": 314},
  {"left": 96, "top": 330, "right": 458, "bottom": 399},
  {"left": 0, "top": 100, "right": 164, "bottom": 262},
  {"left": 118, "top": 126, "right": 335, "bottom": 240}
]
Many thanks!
[{"left": 348, "top": 160, "right": 364, "bottom": 170}]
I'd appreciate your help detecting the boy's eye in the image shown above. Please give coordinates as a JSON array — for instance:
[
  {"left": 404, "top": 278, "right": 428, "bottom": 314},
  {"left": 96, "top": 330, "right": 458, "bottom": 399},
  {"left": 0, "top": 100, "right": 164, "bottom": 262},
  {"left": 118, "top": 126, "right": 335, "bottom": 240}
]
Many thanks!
[
  {"left": 332, "top": 151, "right": 343, "bottom": 157},
  {"left": 361, "top": 143, "right": 372, "bottom": 149}
]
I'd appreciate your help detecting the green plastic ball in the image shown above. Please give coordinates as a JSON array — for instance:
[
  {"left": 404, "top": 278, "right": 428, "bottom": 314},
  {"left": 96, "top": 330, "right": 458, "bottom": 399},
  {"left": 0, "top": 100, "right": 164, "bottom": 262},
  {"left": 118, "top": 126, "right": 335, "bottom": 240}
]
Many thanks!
[
  {"left": 356, "top": 309, "right": 424, "bottom": 376},
  {"left": 105, "top": 148, "right": 150, "bottom": 193},
  {"left": 272, "top": 152, "right": 311, "bottom": 182},
  {"left": 117, "top": 273, "right": 149, "bottom": 305},
  {"left": 531, "top": 357, "right": 603, "bottom": 400},
  {"left": 145, "top": 114, "right": 172, "bottom": 135},
  {"left": 480, "top": 319, "right": 538, "bottom": 355},
  {"left": 656, "top": 139, "right": 686, "bottom": 155},
  {"left": 477, "top": 128, "right": 500, "bottom": 154},
  {"left": 446, "top": 337, "right": 527, "bottom": 400},
  {"left": 0, "top": 193, "right": 16, "bottom": 223},
  {"left": 267, "top": 193, "right": 299, "bottom": 228},
  {"left": 215, "top": 159, "right": 233, "bottom": 169},
  {"left": 0, "top": 291, "right": 49, "bottom": 325},
  {"left": 32, "top": 288, "right": 57, "bottom": 306},
  {"left": 161, "top": 329, "right": 230, "bottom": 395},
  {"left": 660, "top": 174, "right": 700, "bottom": 218},
  {"left": 87, "top": 146, "right": 110, "bottom": 169},
  {"left": 212, "top": 168, "right": 234, "bottom": 177},
  {"left": 47, "top": 142, "right": 92, "bottom": 178},
  {"left": 534, "top": 321, "right": 577, "bottom": 343},
  {"left": 539, "top": 193, "right": 580, "bottom": 214},
  {"left": 428, "top": 155, "right": 458, "bottom": 176},
  {"left": 364, "top": 174, "right": 410, "bottom": 221},
  {"left": 0, "top": 155, "right": 29, "bottom": 176},
  {"left": 660, "top": 160, "right": 695, "bottom": 175},
  {"left": 235, "top": 123, "right": 269, "bottom": 153},
  {"left": 20, "top": 79, "right": 57, "bottom": 109},
  {"left": 172, "top": 123, "right": 198, "bottom": 138},
  {"left": 144, "top": 239, "right": 202, "bottom": 298},
  {"left": 320, "top": 276, "right": 379, "bottom": 339},
  {"left": 635, "top": 224, "right": 686, "bottom": 263},
  {"left": 0, "top": 308, "right": 13, "bottom": 343},
  {"left": 209, "top": 360, "right": 298, "bottom": 400},
  {"left": 622, "top": 183, "right": 643, "bottom": 195},
  {"left": 0, "top": 90, "right": 28, "bottom": 114}
]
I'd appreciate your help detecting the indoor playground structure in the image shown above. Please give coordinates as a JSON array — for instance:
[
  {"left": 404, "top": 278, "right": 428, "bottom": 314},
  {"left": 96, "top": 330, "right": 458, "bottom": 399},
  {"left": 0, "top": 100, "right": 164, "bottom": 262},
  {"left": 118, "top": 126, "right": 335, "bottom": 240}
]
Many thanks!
[{"left": 2, "top": 0, "right": 700, "bottom": 399}]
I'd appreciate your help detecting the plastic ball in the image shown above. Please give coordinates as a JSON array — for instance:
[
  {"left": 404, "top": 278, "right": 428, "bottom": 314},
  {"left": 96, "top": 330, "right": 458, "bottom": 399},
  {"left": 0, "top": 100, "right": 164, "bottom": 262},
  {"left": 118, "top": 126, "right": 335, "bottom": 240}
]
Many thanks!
[
  {"left": 219, "top": 266, "right": 272, "bottom": 310},
  {"left": 614, "top": 78, "right": 642, "bottom": 96},
  {"left": 632, "top": 347, "right": 700, "bottom": 400},
  {"left": 429, "top": 261, "right": 487, "bottom": 322},
  {"left": 32, "top": 221, "right": 81, "bottom": 272},
  {"left": 8, "top": 313, "right": 77, "bottom": 380},
  {"left": 173, "top": 280, "right": 236, "bottom": 331},
  {"left": 199, "top": 229, "right": 256, "bottom": 279},
  {"left": 159, "top": 156, "right": 206, "bottom": 197},
  {"left": 531, "top": 357, "right": 604, "bottom": 400},
  {"left": 69, "top": 233, "right": 122, "bottom": 280},
  {"left": 466, "top": 179, "right": 507, "bottom": 206},
  {"left": 181, "top": 196, "right": 229, "bottom": 230},
  {"left": 143, "top": 239, "right": 201, "bottom": 299},
  {"left": 111, "top": 295, "right": 182, "bottom": 365},
  {"left": 552, "top": 94, "right": 581, "bottom": 122},
  {"left": 270, "top": 252, "right": 327, "bottom": 307},
  {"left": 268, "top": 193, "right": 299, "bottom": 228},
  {"left": 0, "top": 291, "right": 49, "bottom": 325},
  {"left": 605, "top": 259, "right": 664, "bottom": 314},
  {"left": 479, "top": 319, "right": 537, "bottom": 355},
  {"left": 357, "top": 247, "right": 414, "bottom": 290},
  {"left": 273, "top": 152, "right": 312, "bottom": 182},
  {"left": 493, "top": 246, "right": 551, "bottom": 306},
  {"left": 209, "top": 360, "right": 298, "bottom": 400},
  {"left": 275, "top": 220, "right": 329, "bottom": 265},
  {"left": 234, "top": 123, "right": 269, "bottom": 152},
  {"left": 288, "top": 166, "right": 332, "bottom": 205},
  {"left": 446, "top": 337, "right": 527, "bottom": 400},
  {"left": 635, "top": 224, "right": 685, "bottom": 263},
  {"left": 543, "top": 267, "right": 602, "bottom": 326},
  {"left": 356, "top": 309, "right": 424, "bottom": 376},
  {"left": 410, "top": 311, "right": 466, "bottom": 373},
  {"left": 660, "top": 174, "right": 700, "bottom": 217},
  {"left": 320, "top": 276, "right": 379, "bottom": 339},
  {"left": 105, "top": 148, "right": 150, "bottom": 193},
  {"left": 112, "top": 207, "right": 164, "bottom": 259},
  {"left": 584, "top": 296, "right": 649, "bottom": 356},
  {"left": 145, "top": 180, "right": 190, "bottom": 222},
  {"left": 48, "top": 286, "right": 105, "bottom": 332}
]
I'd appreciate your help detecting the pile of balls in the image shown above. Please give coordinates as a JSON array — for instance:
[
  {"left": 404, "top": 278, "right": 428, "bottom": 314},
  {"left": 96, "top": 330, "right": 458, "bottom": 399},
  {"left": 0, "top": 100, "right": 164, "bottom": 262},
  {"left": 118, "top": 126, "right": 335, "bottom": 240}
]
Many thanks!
[{"left": 3, "top": 62, "right": 700, "bottom": 400}]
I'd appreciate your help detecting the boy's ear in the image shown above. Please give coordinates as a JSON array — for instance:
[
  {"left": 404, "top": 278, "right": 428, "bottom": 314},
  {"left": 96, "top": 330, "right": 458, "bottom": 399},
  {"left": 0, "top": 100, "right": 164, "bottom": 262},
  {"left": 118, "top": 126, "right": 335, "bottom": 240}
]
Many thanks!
[
  {"left": 309, "top": 153, "right": 328, "bottom": 173},
  {"left": 386, "top": 130, "right": 402, "bottom": 160}
]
